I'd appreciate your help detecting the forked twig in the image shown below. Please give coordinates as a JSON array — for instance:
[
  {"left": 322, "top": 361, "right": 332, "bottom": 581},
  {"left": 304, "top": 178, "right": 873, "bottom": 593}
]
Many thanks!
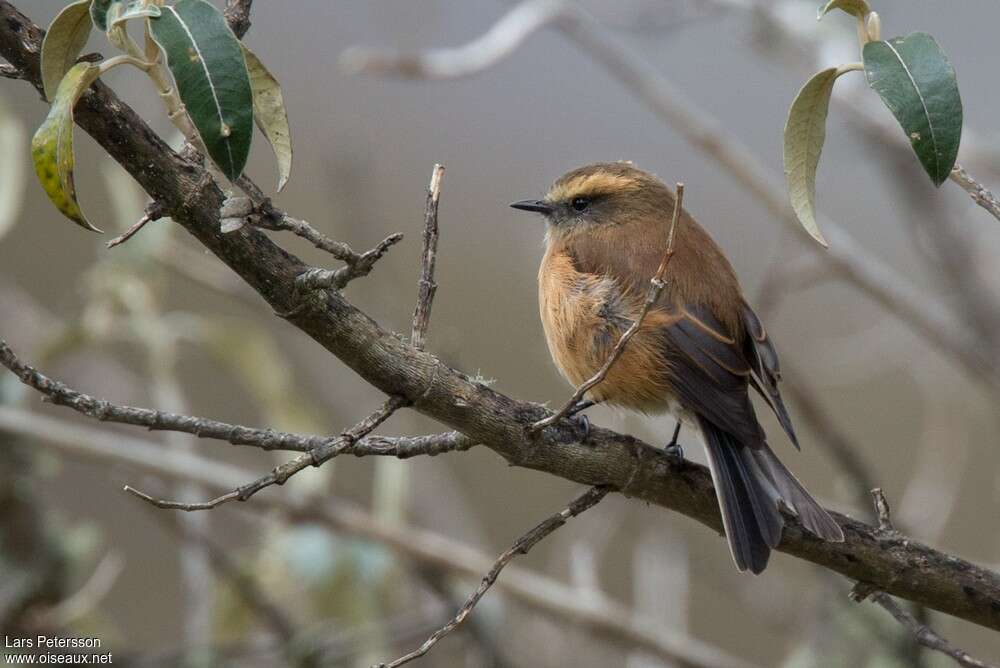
[
  {"left": 530, "top": 183, "right": 685, "bottom": 433},
  {"left": 851, "top": 489, "right": 999, "bottom": 668},
  {"left": 375, "top": 485, "right": 611, "bottom": 668},
  {"left": 124, "top": 396, "right": 408, "bottom": 511}
]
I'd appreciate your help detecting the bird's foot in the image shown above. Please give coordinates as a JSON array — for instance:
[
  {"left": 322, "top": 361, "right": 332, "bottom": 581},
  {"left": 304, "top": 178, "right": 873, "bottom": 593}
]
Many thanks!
[
  {"left": 664, "top": 421, "right": 684, "bottom": 465},
  {"left": 568, "top": 400, "right": 595, "bottom": 442}
]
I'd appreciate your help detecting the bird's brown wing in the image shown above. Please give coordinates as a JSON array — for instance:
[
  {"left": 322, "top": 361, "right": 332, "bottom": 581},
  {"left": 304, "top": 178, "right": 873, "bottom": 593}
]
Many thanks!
[
  {"left": 660, "top": 303, "right": 767, "bottom": 449},
  {"left": 741, "top": 301, "right": 799, "bottom": 450}
]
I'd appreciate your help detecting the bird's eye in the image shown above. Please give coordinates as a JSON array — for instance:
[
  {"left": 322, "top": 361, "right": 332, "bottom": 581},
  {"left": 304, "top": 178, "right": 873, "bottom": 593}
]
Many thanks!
[{"left": 571, "top": 197, "right": 590, "bottom": 212}]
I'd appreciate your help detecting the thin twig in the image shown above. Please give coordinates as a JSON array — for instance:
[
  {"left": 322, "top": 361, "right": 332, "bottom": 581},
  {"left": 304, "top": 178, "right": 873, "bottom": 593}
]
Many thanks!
[
  {"left": 848, "top": 490, "right": 998, "bottom": 668},
  {"left": 868, "top": 593, "right": 999, "bottom": 668},
  {"left": 107, "top": 201, "right": 165, "bottom": 249},
  {"left": 871, "top": 487, "right": 895, "bottom": 535},
  {"left": 950, "top": 165, "right": 1000, "bottom": 225},
  {"left": 531, "top": 183, "right": 684, "bottom": 433},
  {"left": 294, "top": 233, "right": 405, "bottom": 293},
  {"left": 124, "top": 396, "right": 409, "bottom": 511},
  {"left": 0, "top": 339, "right": 472, "bottom": 455},
  {"left": 376, "top": 485, "right": 611, "bottom": 668},
  {"left": 411, "top": 163, "right": 445, "bottom": 350}
]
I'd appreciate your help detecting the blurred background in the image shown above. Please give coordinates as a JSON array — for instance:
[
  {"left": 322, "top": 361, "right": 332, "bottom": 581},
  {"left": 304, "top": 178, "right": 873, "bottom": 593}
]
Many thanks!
[{"left": 2, "top": 0, "right": 1000, "bottom": 666}]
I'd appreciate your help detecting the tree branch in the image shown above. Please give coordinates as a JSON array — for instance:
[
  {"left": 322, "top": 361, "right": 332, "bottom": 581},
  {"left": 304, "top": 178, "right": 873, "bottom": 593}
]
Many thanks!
[
  {"left": 868, "top": 592, "right": 998, "bottom": 668},
  {"left": 0, "top": 405, "right": 752, "bottom": 668},
  {"left": 124, "top": 396, "right": 408, "bottom": 510},
  {"left": 950, "top": 165, "right": 1000, "bottom": 225},
  {"left": 851, "top": 490, "right": 999, "bottom": 668},
  {"left": 377, "top": 486, "right": 611, "bottom": 668},
  {"left": 0, "top": 339, "right": 466, "bottom": 456},
  {"left": 3, "top": 0, "right": 999, "bottom": 632}
]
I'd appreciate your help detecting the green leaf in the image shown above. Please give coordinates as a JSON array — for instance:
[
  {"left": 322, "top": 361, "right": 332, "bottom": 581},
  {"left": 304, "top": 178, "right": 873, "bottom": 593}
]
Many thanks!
[
  {"left": 863, "top": 32, "right": 963, "bottom": 186},
  {"left": 818, "top": 0, "right": 870, "bottom": 19},
  {"left": 107, "top": 1, "right": 161, "bottom": 29},
  {"left": 783, "top": 67, "right": 851, "bottom": 248},
  {"left": 90, "top": 0, "right": 114, "bottom": 31},
  {"left": 149, "top": 0, "right": 253, "bottom": 180},
  {"left": 41, "top": 0, "right": 93, "bottom": 102},
  {"left": 241, "top": 45, "right": 292, "bottom": 191},
  {"left": 30, "top": 62, "right": 103, "bottom": 232}
]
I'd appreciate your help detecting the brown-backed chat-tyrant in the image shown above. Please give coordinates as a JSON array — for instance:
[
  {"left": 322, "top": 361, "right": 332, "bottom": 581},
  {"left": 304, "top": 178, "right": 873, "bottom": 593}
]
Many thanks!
[{"left": 511, "top": 162, "right": 844, "bottom": 574}]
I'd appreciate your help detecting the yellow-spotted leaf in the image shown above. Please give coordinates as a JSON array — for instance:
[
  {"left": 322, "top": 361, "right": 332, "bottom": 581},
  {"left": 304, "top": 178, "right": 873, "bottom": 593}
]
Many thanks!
[
  {"left": 818, "top": 0, "right": 870, "bottom": 19},
  {"left": 41, "top": 0, "right": 93, "bottom": 102},
  {"left": 31, "top": 62, "right": 103, "bottom": 232},
  {"left": 783, "top": 67, "right": 852, "bottom": 247},
  {"left": 241, "top": 45, "right": 292, "bottom": 191}
]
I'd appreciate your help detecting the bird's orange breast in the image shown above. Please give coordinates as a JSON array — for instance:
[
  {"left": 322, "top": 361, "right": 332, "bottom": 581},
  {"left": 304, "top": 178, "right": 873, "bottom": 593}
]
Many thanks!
[{"left": 538, "top": 245, "right": 676, "bottom": 412}]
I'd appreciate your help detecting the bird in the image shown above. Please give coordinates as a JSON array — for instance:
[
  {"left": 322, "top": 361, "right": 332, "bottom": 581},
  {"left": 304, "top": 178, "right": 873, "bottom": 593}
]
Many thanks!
[{"left": 511, "top": 161, "right": 844, "bottom": 574}]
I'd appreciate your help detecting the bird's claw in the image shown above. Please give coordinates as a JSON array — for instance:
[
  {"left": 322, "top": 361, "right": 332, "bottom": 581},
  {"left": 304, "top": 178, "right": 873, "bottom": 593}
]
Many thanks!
[
  {"left": 573, "top": 413, "right": 591, "bottom": 441},
  {"left": 664, "top": 442, "right": 684, "bottom": 466}
]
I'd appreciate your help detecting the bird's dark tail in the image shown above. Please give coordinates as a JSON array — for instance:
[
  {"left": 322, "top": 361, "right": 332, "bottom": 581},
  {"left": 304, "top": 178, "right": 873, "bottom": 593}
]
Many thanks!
[
  {"left": 750, "top": 446, "right": 844, "bottom": 543},
  {"left": 698, "top": 417, "right": 783, "bottom": 574}
]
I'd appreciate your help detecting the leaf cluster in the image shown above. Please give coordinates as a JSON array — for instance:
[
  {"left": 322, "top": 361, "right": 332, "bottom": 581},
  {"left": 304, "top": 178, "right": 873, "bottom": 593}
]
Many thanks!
[
  {"left": 34, "top": 0, "right": 292, "bottom": 231},
  {"left": 783, "top": 1, "right": 963, "bottom": 245}
]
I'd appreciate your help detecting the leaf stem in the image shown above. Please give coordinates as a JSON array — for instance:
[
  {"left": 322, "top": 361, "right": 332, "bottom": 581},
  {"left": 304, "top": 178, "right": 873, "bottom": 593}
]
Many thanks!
[
  {"left": 97, "top": 54, "right": 152, "bottom": 74},
  {"left": 836, "top": 62, "right": 865, "bottom": 76}
]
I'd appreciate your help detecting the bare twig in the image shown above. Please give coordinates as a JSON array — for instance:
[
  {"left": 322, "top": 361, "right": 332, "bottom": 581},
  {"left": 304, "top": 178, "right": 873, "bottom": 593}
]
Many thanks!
[
  {"left": 847, "top": 489, "right": 998, "bottom": 668},
  {"left": 411, "top": 164, "right": 445, "bottom": 350},
  {"left": 219, "top": 194, "right": 404, "bottom": 293},
  {"left": 107, "top": 201, "right": 165, "bottom": 249},
  {"left": 531, "top": 183, "right": 684, "bottom": 433},
  {"left": 871, "top": 488, "right": 895, "bottom": 534},
  {"left": 0, "top": 339, "right": 472, "bottom": 456},
  {"left": 950, "top": 165, "right": 1000, "bottom": 225},
  {"left": 124, "top": 396, "right": 409, "bottom": 511},
  {"left": 293, "top": 233, "right": 404, "bottom": 293},
  {"left": 868, "top": 592, "right": 999, "bottom": 668},
  {"left": 0, "top": 406, "right": 748, "bottom": 668},
  {"left": 376, "top": 485, "right": 611, "bottom": 668}
]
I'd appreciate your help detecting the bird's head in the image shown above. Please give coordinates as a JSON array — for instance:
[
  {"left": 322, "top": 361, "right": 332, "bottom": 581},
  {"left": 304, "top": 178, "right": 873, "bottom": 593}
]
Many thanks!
[{"left": 510, "top": 162, "right": 672, "bottom": 241}]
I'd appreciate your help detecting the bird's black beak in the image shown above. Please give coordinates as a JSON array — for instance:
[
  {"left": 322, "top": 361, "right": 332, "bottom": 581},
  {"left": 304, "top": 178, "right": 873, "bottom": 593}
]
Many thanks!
[{"left": 510, "top": 199, "right": 553, "bottom": 215}]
